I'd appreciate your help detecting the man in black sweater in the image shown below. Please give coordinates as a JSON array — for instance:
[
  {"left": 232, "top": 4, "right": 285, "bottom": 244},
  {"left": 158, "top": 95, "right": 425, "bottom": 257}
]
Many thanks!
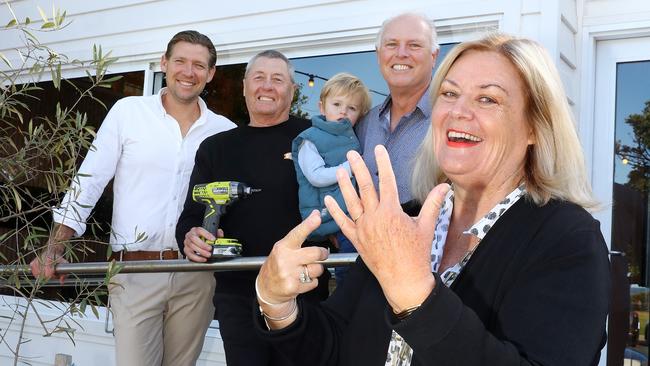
[{"left": 176, "top": 50, "right": 328, "bottom": 366}]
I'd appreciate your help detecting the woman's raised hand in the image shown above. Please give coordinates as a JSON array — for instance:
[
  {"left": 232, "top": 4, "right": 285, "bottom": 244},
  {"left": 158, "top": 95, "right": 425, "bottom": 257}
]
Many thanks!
[
  {"left": 325, "top": 145, "right": 449, "bottom": 312},
  {"left": 256, "top": 211, "right": 329, "bottom": 327}
]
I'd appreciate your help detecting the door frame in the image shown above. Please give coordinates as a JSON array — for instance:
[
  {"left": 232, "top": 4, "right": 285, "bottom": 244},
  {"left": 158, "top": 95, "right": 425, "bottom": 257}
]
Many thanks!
[
  {"left": 591, "top": 36, "right": 650, "bottom": 242},
  {"left": 580, "top": 20, "right": 650, "bottom": 366},
  {"left": 581, "top": 22, "right": 650, "bottom": 244}
]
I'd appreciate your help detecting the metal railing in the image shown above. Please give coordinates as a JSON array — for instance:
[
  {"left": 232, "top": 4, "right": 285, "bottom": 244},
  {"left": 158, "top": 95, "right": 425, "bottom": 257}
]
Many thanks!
[{"left": 0, "top": 253, "right": 359, "bottom": 287}]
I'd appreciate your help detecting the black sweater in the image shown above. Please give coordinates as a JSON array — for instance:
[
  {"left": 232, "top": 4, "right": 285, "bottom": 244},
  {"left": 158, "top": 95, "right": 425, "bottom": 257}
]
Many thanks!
[
  {"left": 176, "top": 116, "right": 309, "bottom": 296},
  {"left": 256, "top": 198, "right": 611, "bottom": 365}
]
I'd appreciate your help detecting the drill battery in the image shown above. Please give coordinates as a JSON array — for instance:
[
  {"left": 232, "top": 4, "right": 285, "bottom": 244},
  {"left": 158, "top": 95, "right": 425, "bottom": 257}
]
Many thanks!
[{"left": 206, "top": 238, "right": 243, "bottom": 259}]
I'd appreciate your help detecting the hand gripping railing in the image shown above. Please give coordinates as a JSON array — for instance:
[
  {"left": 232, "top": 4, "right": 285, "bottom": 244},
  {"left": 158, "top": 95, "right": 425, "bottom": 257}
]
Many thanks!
[{"left": 0, "top": 253, "right": 359, "bottom": 287}]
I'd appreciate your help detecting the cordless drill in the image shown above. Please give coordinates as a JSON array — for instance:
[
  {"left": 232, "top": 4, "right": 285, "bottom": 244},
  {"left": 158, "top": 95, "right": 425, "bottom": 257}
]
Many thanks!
[{"left": 192, "top": 181, "right": 260, "bottom": 259}]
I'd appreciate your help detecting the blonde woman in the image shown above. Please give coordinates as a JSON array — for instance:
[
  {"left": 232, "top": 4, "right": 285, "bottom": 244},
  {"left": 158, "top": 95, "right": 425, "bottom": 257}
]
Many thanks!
[{"left": 255, "top": 34, "right": 610, "bottom": 366}]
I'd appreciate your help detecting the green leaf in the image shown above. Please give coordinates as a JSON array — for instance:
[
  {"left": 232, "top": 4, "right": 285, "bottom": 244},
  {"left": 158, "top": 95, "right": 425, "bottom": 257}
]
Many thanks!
[
  {"left": 90, "top": 303, "right": 99, "bottom": 318},
  {"left": 135, "top": 231, "right": 148, "bottom": 243},
  {"left": 100, "top": 75, "right": 123, "bottom": 84},
  {"left": 22, "top": 28, "right": 37, "bottom": 43},
  {"left": 0, "top": 52, "right": 13, "bottom": 68},
  {"left": 79, "top": 299, "right": 87, "bottom": 313},
  {"left": 5, "top": 19, "right": 17, "bottom": 28},
  {"left": 37, "top": 6, "right": 49, "bottom": 23},
  {"left": 51, "top": 63, "right": 61, "bottom": 90},
  {"left": 11, "top": 187, "right": 21, "bottom": 212},
  {"left": 53, "top": 326, "right": 75, "bottom": 334},
  {"left": 56, "top": 11, "right": 67, "bottom": 27},
  {"left": 41, "top": 22, "right": 55, "bottom": 29}
]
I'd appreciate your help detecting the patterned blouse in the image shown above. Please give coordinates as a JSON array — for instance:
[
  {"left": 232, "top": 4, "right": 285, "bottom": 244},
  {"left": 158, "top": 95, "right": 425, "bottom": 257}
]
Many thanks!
[{"left": 385, "top": 184, "right": 527, "bottom": 366}]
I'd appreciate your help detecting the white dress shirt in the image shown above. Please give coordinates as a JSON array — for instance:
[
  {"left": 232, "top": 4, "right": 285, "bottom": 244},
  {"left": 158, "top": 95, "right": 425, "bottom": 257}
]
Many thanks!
[{"left": 53, "top": 88, "right": 236, "bottom": 251}]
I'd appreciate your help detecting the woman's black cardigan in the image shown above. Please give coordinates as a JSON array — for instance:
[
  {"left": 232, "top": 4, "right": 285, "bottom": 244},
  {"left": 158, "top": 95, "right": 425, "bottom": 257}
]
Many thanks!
[{"left": 256, "top": 198, "right": 611, "bottom": 366}]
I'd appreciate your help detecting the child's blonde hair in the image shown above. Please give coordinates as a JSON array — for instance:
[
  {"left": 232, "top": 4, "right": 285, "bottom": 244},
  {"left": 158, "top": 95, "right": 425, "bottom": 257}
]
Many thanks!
[{"left": 320, "top": 72, "right": 372, "bottom": 116}]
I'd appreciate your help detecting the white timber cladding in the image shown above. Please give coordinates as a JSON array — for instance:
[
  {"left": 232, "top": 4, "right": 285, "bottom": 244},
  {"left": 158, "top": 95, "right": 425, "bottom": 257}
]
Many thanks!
[
  {"left": 0, "top": 1, "right": 566, "bottom": 80},
  {"left": 0, "top": 295, "right": 226, "bottom": 365}
]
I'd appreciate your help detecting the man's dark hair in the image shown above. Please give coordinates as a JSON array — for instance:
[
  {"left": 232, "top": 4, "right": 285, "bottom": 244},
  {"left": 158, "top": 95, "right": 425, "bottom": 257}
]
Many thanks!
[{"left": 165, "top": 30, "right": 217, "bottom": 67}]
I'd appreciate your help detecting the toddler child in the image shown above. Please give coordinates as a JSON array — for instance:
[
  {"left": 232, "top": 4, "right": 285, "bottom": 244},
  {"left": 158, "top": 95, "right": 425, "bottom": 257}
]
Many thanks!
[{"left": 292, "top": 72, "right": 372, "bottom": 286}]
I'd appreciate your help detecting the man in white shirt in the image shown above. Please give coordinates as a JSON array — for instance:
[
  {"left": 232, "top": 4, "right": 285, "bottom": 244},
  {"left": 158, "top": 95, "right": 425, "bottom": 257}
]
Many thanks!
[{"left": 29, "top": 30, "right": 236, "bottom": 366}]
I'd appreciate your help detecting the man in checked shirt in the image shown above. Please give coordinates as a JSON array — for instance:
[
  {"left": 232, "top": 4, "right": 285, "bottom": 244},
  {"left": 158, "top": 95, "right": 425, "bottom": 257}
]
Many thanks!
[{"left": 355, "top": 12, "right": 439, "bottom": 204}]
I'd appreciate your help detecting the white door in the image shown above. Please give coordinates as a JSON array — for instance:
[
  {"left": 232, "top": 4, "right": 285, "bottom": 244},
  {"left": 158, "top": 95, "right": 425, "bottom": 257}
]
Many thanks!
[{"left": 593, "top": 36, "right": 650, "bottom": 365}]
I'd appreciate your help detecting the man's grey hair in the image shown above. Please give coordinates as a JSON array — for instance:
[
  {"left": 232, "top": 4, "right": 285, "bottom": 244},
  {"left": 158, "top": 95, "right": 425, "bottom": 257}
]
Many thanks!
[
  {"left": 244, "top": 50, "right": 296, "bottom": 84},
  {"left": 375, "top": 12, "right": 439, "bottom": 51}
]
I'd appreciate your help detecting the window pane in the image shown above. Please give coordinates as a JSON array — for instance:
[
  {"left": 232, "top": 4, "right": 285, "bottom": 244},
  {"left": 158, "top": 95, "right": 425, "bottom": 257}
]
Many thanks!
[
  {"left": 0, "top": 71, "right": 144, "bottom": 293},
  {"left": 290, "top": 44, "right": 456, "bottom": 119},
  {"left": 197, "top": 44, "right": 457, "bottom": 124},
  {"left": 612, "top": 60, "right": 650, "bottom": 358}
]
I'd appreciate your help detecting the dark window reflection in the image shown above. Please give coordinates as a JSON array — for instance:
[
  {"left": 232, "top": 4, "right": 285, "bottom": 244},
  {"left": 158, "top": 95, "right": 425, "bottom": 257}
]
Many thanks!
[
  {"left": 0, "top": 71, "right": 144, "bottom": 264},
  {"left": 612, "top": 60, "right": 650, "bottom": 362},
  {"left": 290, "top": 44, "right": 455, "bottom": 118},
  {"left": 193, "top": 44, "right": 456, "bottom": 124}
]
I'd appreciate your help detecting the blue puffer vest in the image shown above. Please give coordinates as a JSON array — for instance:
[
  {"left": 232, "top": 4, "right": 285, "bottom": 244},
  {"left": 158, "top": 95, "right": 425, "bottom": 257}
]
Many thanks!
[{"left": 292, "top": 115, "right": 360, "bottom": 238}]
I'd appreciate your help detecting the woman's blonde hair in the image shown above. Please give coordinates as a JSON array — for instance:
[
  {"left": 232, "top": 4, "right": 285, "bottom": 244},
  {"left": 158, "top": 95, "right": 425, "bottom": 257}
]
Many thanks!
[
  {"left": 320, "top": 72, "right": 372, "bottom": 116},
  {"left": 411, "top": 33, "right": 598, "bottom": 210}
]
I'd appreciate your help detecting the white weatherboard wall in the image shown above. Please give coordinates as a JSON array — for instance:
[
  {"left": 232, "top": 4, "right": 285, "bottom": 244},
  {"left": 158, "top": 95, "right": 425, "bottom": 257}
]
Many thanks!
[
  {"left": 1, "top": 0, "right": 578, "bottom": 94},
  {"left": 0, "top": 295, "right": 226, "bottom": 365}
]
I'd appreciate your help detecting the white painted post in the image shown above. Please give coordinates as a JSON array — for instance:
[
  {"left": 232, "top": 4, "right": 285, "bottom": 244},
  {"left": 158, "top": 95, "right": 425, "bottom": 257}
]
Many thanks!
[{"left": 54, "top": 353, "right": 72, "bottom": 366}]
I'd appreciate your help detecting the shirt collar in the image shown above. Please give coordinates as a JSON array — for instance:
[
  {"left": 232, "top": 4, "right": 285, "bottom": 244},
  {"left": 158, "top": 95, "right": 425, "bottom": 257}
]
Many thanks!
[
  {"left": 430, "top": 184, "right": 526, "bottom": 273},
  {"left": 378, "top": 83, "right": 433, "bottom": 121},
  {"left": 440, "top": 184, "right": 527, "bottom": 241},
  {"left": 377, "top": 94, "right": 393, "bottom": 116},
  {"left": 156, "top": 87, "right": 168, "bottom": 116},
  {"left": 464, "top": 185, "right": 526, "bottom": 240},
  {"left": 416, "top": 86, "right": 432, "bottom": 119},
  {"left": 156, "top": 87, "right": 208, "bottom": 125}
]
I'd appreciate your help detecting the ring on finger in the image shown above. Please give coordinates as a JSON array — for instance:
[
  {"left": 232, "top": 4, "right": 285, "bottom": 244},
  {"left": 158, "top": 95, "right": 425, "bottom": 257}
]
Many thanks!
[
  {"left": 351, "top": 212, "right": 363, "bottom": 223},
  {"left": 299, "top": 265, "right": 312, "bottom": 284}
]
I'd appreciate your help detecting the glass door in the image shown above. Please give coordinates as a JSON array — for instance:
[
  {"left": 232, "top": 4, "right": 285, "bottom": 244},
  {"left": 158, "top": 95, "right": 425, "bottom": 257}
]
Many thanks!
[{"left": 594, "top": 36, "right": 650, "bottom": 366}]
